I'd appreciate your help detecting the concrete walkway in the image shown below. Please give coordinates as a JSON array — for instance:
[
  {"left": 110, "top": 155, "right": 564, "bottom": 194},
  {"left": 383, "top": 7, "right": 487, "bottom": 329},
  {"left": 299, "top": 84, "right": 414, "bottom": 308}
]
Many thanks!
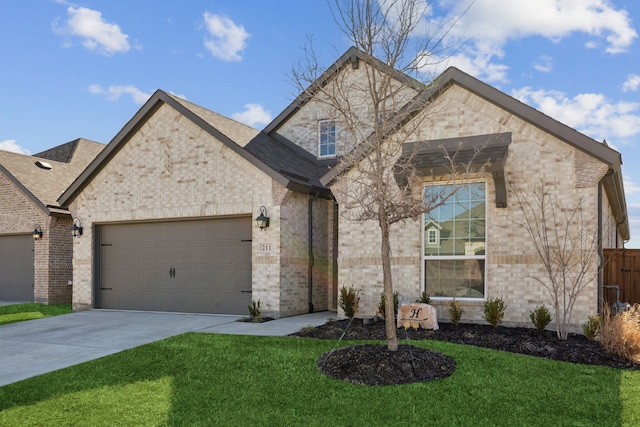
[{"left": 0, "top": 309, "right": 334, "bottom": 387}]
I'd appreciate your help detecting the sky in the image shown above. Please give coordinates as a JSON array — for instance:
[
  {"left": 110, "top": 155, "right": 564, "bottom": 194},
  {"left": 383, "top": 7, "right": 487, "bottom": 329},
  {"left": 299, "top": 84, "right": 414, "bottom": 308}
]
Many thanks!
[{"left": 1, "top": 0, "right": 639, "bottom": 247}]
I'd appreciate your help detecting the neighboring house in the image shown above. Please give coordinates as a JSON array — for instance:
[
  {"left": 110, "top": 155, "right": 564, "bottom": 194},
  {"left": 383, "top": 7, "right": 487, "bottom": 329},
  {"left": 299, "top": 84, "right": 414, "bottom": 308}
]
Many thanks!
[
  {"left": 58, "top": 47, "right": 629, "bottom": 329},
  {"left": 0, "top": 138, "right": 104, "bottom": 304}
]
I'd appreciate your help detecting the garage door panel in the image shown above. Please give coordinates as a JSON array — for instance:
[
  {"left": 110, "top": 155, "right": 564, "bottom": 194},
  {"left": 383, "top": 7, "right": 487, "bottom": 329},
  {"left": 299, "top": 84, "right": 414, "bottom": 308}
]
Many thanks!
[
  {"left": 0, "top": 235, "right": 34, "bottom": 301},
  {"left": 99, "top": 218, "right": 252, "bottom": 314}
]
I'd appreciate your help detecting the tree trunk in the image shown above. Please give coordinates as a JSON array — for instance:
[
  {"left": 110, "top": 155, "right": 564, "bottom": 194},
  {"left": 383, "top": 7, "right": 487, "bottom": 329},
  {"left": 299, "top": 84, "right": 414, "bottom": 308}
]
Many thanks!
[{"left": 380, "top": 219, "right": 398, "bottom": 351}]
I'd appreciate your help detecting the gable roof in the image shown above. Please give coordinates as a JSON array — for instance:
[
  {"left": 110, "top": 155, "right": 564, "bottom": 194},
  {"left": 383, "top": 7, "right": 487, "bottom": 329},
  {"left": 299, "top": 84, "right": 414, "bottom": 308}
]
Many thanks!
[
  {"left": 311, "top": 54, "right": 628, "bottom": 240},
  {"left": 263, "top": 46, "right": 424, "bottom": 135},
  {"left": 58, "top": 90, "right": 332, "bottom": 208},
  {"left": 426, "top": 67, "right": 628, "bottom": 240},
  {"left": 0, "top": 138, "right": 104, "bottom": 215}
]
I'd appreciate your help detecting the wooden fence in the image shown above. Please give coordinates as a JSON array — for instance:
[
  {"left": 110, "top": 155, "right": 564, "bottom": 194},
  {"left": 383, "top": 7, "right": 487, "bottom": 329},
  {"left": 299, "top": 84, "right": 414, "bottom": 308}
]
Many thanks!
[{"left": 603, "top": 249, "right": 640, "bottom": 307}]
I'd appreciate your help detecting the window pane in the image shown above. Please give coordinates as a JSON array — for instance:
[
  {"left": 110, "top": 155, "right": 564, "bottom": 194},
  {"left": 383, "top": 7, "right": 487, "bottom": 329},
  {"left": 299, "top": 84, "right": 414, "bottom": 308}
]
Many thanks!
[
  {"left": 469, "top": 219, "right": 485, "bottom": 238},
  {"left": 425, "top": 259, "right": 485, "bottom": 298},
  {"left": 469, "top": 183, "right": 485, "bottom": 201},
  {"left": 319, "top": 120, "right": 336, "bottom": 157},
  {"left": 425, "top": 183, "right": 485, "bottom": 244},
  {"left": 423, "top": 183, "right": 486, "bottom": 298}
]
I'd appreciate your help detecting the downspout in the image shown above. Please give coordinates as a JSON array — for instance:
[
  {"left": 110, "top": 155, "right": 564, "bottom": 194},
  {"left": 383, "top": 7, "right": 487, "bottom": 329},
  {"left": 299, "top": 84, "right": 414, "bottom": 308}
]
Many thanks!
[
  {"left": 308, "top": 191, "right": 320, "bottom": 313},
  {"left": 332, "top": 200, "right": 339, "bottom": 311},
  {"left": 597, "top": 180, "right": 604, "bottom": 314}
]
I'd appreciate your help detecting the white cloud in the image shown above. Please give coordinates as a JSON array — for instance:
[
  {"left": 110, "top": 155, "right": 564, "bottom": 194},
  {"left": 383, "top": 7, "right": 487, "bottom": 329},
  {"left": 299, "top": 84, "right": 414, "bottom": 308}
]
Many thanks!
[
  {"left": 89, "top": 84, "right": 150, "bottom": 105},
  {"left": 429, "top": 0, "right": 637, "bottom": 82},
  {"left": 624, "top": 176, "right": 640, "bottom": 195},
  {"left": 418, "top": 51, "right": 510, "bottom": 83},
  {"left": 623, "top": 74, "right": 640, "bottom": 93},
  {"left": 512, "top": 87, "right": 640, "bottom": 142},
  {"left": 53, "top": 6, "right": 130, "bottom": 55},
  {"left": 168, "top": 91, "right": 188, "bottom": 100},
  {"left": 627, "top": 202, "right": 640, "bottom": 247},
  {"left": 533, "top": 55, "right": 553, "bottom": 73},
  {"left": 232, "top": 104, "right": 271, "bottom": 128},
  {"left": 202, "top": 12, "right": 250, "bottom": 62},
  {"left": 0, "top": 139, "right": 31, "bottom": 155}
]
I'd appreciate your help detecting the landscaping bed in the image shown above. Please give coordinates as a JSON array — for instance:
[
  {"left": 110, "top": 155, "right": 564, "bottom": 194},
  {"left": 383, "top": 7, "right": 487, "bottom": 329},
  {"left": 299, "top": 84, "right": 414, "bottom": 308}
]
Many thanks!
[{"left": 293, "top": 318, "right": 639, "bottom": 385}]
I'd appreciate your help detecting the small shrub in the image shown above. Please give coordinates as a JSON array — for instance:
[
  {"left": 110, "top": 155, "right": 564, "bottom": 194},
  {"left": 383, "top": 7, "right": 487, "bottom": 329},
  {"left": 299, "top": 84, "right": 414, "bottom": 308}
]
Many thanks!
[
  {"left": 600, "top": 304, "right": 640, "bottom": 363},
  {"left": 448, "top": 299, "right": 463, "bottom": 326},
  {"left": 415, "top": 292, "right": 432, "bottom": 304},
  {"left": 377, "top": 291, "right": 399, "bottom": 318},
  {"left": 529, "top": 305, "right": 552, "bottom": 333},
  {"left": 582, "top": 313, "right": 601, "bottom": 341},
  {"left": 484, "top": 297, "right": 507, "bottom": 328},
  {"left": 248, "top": 299, "right": 261, "bottom": 320},
  {"left": 339, "top": 286, "right": 360, "bottom": 320}
]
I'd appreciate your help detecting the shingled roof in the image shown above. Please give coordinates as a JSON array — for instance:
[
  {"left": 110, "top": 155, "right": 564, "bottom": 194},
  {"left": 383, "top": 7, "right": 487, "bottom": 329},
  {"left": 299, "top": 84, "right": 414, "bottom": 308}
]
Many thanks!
[
  {"left": 0, "top": 138, "right": 104, "bottom": 213},
  {"left": 58, "top": 91, "right": 332, "bottom": 207}
]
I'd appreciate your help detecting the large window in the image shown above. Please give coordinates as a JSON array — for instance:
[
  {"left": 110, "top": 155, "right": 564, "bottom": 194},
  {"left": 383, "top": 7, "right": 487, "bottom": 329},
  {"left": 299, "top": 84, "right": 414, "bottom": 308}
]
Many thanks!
[
  {"left": 423, "top": 182, "right": 486, "bottom": 299},
  {"left": 318, "top": 120, "right": 336, "bottom": 157}
]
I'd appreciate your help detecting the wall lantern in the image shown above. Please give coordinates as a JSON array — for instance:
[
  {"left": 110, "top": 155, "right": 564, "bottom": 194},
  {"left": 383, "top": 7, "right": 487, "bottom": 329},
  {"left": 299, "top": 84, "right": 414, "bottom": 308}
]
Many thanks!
[
  {"left": 70, "top": 218, "right": 83, "bottom": 238},
  {"left": 32, "top": 225, "right": 43, "bottom": 240},
  {"left": 255, "top": 206, "right": 270, "bottom": 230}
]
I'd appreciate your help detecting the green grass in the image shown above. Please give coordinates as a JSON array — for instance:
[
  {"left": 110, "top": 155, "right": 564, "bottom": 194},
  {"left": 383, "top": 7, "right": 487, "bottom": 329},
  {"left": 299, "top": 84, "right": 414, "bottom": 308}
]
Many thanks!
[
  {"left": 0, "top": 303, "right": 71, "bottom": 325},
  {"left": 0, "top": 334, "right": 638, "bottom": 426}
]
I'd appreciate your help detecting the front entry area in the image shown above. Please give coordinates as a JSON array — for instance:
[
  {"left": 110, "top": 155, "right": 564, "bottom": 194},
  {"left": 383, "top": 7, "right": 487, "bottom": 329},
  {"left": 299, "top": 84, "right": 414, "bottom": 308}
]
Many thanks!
[{"left": 96, "top": 217, "right": 252, "bottom": 314}]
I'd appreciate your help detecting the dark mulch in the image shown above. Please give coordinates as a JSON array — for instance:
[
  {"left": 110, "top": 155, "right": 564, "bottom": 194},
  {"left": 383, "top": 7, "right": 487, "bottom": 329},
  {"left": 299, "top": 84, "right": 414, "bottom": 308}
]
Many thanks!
[
  {"left": 318, "top": 343, "right": 455, "bottom": 386},
  {"left": 293, "top": 318, "right": 639, "bottom": 386},
  {"left": 237, "top": 316, "right": 275, "bottom": 323}
]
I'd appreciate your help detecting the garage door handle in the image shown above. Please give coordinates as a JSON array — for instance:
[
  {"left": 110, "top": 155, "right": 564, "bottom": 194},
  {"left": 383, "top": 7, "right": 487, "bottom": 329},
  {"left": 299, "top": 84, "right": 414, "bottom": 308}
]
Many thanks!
[
  {"left": 169, "top": 267, "right": 176, "bottom": 279},
  {"left": 241, "top": 290, "right": 252, "bottom": 293}
]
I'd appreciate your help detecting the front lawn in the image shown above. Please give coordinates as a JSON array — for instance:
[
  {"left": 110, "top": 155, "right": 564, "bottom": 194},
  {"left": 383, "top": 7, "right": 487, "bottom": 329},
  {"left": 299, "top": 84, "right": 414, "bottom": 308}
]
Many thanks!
[
  {"left": 0, "top": 333, "right": 637, "bottom": 426},
  {"left": 0, "top": 303, "right": 71, "bottom": 326}
]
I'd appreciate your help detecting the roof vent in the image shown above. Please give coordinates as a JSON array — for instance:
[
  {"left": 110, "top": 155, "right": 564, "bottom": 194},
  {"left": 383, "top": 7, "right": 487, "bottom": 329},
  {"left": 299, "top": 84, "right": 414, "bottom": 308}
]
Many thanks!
[{"left": 35, "top": 161, "right": 52, "bottom": 170}]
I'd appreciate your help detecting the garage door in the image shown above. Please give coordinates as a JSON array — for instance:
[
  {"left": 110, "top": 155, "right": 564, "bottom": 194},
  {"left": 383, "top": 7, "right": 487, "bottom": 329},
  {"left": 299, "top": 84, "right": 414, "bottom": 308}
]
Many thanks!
[
  {"left": 98, "top": 217, "right": 252, "bottom": 314},
  {"left": 0, "top": 234, "right": 34, "bottom": 301}
]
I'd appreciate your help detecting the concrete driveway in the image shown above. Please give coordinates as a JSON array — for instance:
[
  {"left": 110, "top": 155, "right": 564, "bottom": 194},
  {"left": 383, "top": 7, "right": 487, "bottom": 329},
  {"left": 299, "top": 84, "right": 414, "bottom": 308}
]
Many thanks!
[
  {"left": 0, "top": 309, "right": 332, "bottom": 387},
  {"left": 0, "top": 310, "right": 243, "bottom": 387}
]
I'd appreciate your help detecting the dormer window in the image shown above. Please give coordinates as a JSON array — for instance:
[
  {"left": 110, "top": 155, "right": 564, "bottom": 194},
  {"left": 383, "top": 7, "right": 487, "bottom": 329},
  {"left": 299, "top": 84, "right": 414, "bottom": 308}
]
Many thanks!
[
  {"left": 318, "top": 120, "right": 336, "bottom": 158},
  {"left": 427, "top": 228, "right": 438, "bottom": 245}
]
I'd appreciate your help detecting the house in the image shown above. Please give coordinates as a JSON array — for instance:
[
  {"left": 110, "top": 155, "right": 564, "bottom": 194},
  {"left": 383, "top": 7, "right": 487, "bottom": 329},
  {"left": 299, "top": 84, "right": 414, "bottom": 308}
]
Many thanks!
[
  {"left": 58, "top": 47, "right": 629, "bottom": 329},
  {"left": 0, "top": 138, "right": 104, "bottom": 304}
]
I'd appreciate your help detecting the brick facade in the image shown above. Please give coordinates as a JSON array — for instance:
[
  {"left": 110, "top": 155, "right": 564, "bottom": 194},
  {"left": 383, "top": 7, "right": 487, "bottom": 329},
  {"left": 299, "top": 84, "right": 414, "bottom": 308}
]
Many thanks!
[
  {"left": 277, "top": 64, "right": 420, "bottom": 159},
  {"left": 69, "top": 103, "right": 334, "bottom": 317},
  {"left": 330, "top": 83, "right": 622, "bottom": 330}
]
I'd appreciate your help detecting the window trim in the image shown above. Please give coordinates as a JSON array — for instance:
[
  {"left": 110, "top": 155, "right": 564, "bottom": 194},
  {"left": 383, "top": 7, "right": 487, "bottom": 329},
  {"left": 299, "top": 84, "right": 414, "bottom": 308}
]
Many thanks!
[
  {"left": 318, "top": 119, "right": 337, "bottom": 158},
  {"left": 421, "top": 180, "right": 488, "bottom": 301}
]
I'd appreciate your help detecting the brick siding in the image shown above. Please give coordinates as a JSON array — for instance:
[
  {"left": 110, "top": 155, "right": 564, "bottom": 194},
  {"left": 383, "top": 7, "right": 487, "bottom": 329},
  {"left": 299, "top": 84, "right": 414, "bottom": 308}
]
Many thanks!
[
  {"left": 69, "top": 103, "right": 334, "bottom": 317},
  {"left": 331, "top": 84, "right": 616, "bottom": 331}
]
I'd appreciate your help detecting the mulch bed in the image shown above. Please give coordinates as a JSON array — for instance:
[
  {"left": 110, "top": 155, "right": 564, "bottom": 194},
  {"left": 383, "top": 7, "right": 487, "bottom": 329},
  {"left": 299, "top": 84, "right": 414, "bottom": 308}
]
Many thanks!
[{"left": 292, "top": 318, "right": 639, "bottom": 386}]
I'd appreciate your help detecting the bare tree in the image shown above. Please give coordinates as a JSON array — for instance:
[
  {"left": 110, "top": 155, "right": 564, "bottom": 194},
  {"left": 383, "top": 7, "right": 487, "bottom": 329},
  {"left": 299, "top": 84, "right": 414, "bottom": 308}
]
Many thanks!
[
  {"left": 511, "top": 182, "right": 600, "bottom": 340},
  {"left": 292, "top": 0, "right": 479, "bottom": 351}
]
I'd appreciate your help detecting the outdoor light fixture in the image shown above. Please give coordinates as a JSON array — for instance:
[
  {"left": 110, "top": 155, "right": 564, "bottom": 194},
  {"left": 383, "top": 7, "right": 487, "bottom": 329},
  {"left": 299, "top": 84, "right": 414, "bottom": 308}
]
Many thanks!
[
  {"left": 255, "top": 206, "right": 270, "bottom": 230},
  {"left": 70, "top": 218, "right": 83, "bottom": 238},
  {"left": 32, "top": 225, "right": 43, "bottom": 240}
]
